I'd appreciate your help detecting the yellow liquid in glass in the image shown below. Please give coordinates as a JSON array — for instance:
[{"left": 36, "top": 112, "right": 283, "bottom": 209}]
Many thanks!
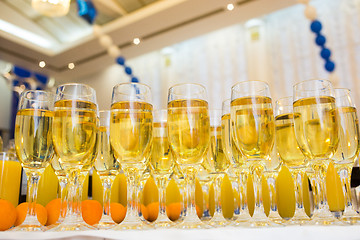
[
  {"left": 15, "top": 109, "right": 54, "bottom": 170},
  {"left": 275, "top": 113, "right": 307, "bottom": 168},
  {"left": 231, "top": 96, "right": 275, "bottom": 162},
  {"left": 110, "top": 101, "right": 153, "bottom": 170},
  {"left": 53, "top": 100, "right": 97, "bottom": 168},
  {"left": 167, "top": 99, "right": 210, "bottom": 166},
  {"left": 221, "top": 114, "right": 243, "bottom": 168},
  {"left": 0, "top": 160, "right": 22, "bottom": 206},
  {"left": 293, "top": 96, "right": 339, "bottom": 163},
  {"left": 150, "top": 122, "right": 174, "bottom": 175},
  {"left": 333, "top": 106, "right": 359, "bottom": 164}
]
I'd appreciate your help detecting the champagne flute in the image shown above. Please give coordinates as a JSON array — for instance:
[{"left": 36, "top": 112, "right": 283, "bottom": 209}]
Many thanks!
[
  {"left": 51, "top": 83, "right": 98, "bottom": 231},
  {"left": 293, "top": 79, "right": 339, "bottom": 225},
  {"left": 110, "top": 83, "right": 153, "bottom": 230},
  {"left": 13, "top": 90, "right": 54, "bottom": 231},
  {"left": 94, "top": 110, "right": 120, "bottom": 228},
  {"left": 149, "top": 109, "right": 175, "bottom": 227},
  {"left": 333, "top": 88, "right": 360, "bottom": 223},
  {"left": 203, "top": 109, "right": 230, "bottom": 226},
  {"left": 221, "top": 99, "right": 252, "bottom": 225},
  {"left": 167, "top": 83, "right": 210, "bottom": 229},
  {"left": 231, "top": 80, "right": 276, "bottom": 227},
  {"left": 275, "top": 97, "right": 310, "bottom": 224}
]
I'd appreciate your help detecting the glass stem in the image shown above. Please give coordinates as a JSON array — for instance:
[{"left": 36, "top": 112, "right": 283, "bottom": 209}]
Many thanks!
[
  {"left": 184, "top": 167, "right": 198, "bottom": 221},
  {"left": 156, "top": 175, "right": 170, "bottom": 220},
  {"left": 212, "top": 173, "right": 224, "bottom": 218},
  {"left": 65, "top": 169, "right": 82, "bottom": 220},
  {"left": 338, "top": 165, "right": 353, "bottom": 211},
  {"left": 125, "top": 167, "right": 140, "bottom": 220},
  {"left": 293, "top": 169, "right": 304, "bottom": 211},
  {"left": 23, "top": 171, "right": 42, "bottom": 224},
  {"left": 101, "top": 176, "right": 113, "bottom": 218},
  {"left": 251, "top": 165, "right": 266, "bottom": 218},
  {"left": 59, "top": 177, "right": 68, "bottom": 220}
]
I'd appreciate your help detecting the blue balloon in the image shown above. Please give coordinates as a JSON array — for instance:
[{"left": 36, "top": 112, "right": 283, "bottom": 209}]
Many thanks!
[
  {"left": 310, "top": 20, "right": 322, "bottom": 33},
  {"left": 125, "top": 66, "right": 132, "bottom": 75},
  {"left": 315, "top": 34, "right": 326, "bottom": 46},
  {"left": 320, "top": 48, "right": 331, "bottom": 60},
  {"left": 13, "top": 66, "right": 31, "bottom": 78},
  {"left": 325, "top": 61, "right": 335, "bottom": 72},
  {"left": 116, "top": 56, "right": 125, "bottom": 65},
  {"left": 131, "top": 77, "right": 139, "bottom": 83},
  {"left": 76, "top": 0, "right": 97, "bottom": 24}
]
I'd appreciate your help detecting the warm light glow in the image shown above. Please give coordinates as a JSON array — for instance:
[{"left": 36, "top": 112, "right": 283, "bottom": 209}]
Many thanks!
[
  {"left": 68, "top": 63, "right": 75, "bottom": 70},
  {"left": 227, "top": 4, "right": 234, "bottom": 11},
  {"left": 133, "top": 38, "right": 141, "bottom": 45},
  {"left": 39, "top": 61, "right": 46, "bottom": 68},
  {"left": 32, "top": 0, "right": 71, "bottom": 17}
]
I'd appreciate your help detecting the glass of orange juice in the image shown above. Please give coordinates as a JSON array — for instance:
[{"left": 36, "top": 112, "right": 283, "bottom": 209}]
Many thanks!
[{"left": 0, "top": 152, "right": 22, "bottom": 207}]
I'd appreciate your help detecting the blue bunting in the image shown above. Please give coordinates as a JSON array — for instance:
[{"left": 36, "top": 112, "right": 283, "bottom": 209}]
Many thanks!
[{"left": 77, "top": 0, "right": 97, "bottom": 24}]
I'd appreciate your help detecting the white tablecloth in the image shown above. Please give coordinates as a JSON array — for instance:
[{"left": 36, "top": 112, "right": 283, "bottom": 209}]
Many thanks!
[{"left": 0, "top": 226, "right": 359, "bottom": 240}]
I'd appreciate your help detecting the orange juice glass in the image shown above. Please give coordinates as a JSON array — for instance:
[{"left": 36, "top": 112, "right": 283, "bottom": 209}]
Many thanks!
[{"left": 0, "top": 152, "right": 22, "bottom": 207}]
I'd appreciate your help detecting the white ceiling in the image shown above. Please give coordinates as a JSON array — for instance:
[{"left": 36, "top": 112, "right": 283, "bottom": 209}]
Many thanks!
[{"left": 0, "top": 0, "right": 297, "bottom": 82}]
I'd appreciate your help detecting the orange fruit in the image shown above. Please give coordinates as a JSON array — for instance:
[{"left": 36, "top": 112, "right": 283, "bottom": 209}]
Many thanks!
[
  {"left": 45, "top": 198, "right": 64, "bottom": 226},
  {"left": 166, "top": 202, "right": 181, "bottom": 221},
  {"left": 146, "top": 202, "right": 159, "bottom": 222},
  {"left": 15, "top": 202, "right": 47, "bottom": 226},
  {"left": 140, "top": 204, "right": 148, "bottom": 220},
  {"left": 81, "top": 200, "right": 102, "bottom": 225},
  {"left": 196, "top": 204, "right": 202, "bottom": 219},
  {"left": 0, "top": 199, "right": 16, "bottom": 231},
  {"left": 110, "top": 202, "right": 126, "bottom": 224}
]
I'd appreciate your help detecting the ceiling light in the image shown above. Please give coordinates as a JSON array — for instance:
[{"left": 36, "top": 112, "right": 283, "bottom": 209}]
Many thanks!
[
  {"left": 133, "top": 38, "right": 141, "bottom": 45},
  {"left": 31, "top": 0, "right": 71, "bottom": 17},
  {"left": 227, "top": 4, "right": 234, "bottom": 11},
  {"left": 68, "top": 63, "right": 75, "bottom": 70},
  {"left": 39, "top": 61, "right": 46, "bottom": 68}
]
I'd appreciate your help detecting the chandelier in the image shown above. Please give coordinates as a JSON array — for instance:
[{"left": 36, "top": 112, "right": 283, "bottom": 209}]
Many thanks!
[{"left": 31, "top": 0, "right": 71, "bottom": 17}]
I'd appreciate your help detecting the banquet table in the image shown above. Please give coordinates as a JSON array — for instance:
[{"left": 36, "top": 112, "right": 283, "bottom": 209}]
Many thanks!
[{"left": 1, "top": 226, "right": 359, "bottom": 240}]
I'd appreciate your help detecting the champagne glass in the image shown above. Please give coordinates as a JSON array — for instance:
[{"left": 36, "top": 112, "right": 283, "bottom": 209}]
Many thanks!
[
  {"left": 110, "top": 83, "right": 153, "bottom": 230},
  {"left": 231, "top": 80, "right": 276, "bottom": 227},
  {"left": 13, "top": 90, "right": 54, "bottom": 231},
  {"left": 149, "top": 109, "right": 175, "bottom": 228},
  {"left": 293, "top": 79, "right": 339, "bottom": 225},
  {"left": 275, "top": 97, "right": 310, "bottom": 224},
  {"left": 51, "top": 83, "right": 98, "bottom": 231},
  {"left": 221, "top": 99, "right": 252, "bottom": 225},
  {"left": 203, "top": 109, "right": 230, "bottom": 226},
  {"left": 333, "top": 88, "right": 360, "bottom": 224},
  {"left": 167, "top": 83, "right": 210, "bottom": 229},
  {"left": 94, "top": 110, "right": 120, "bottom": 228}
]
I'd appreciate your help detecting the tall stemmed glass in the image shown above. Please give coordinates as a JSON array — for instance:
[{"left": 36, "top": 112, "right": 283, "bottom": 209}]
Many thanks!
[
  {"left": 221, "top": 99, "right": 252, "bottom": 225},
  {"left": 203, "top": 109, "right": 230, "bottom": 226},
  {"left": 275, "top": 97, "right": 310, "bottom": 224},
  {"left": 12, "top": 90, "right": 54, "bottom": 231},
  {"left": 167, "top": 83, "right": 210, "bottom": 229},
  {"left": 110, "top": 83, "right": 153, "bottom": 230},
  {"left": 293, "top": 79, "right": 339, "bottom": 225},
  {"left": 94, "top": 110, "right": 120, "bottom": 228},
  {"left": 230, "top": 80, "right": 276, "bottom": 227},
  {"left": 51, "top": 83, "right": 98, "bottom": 231},
  {"left": 150, "top": 109, "right": 175, "bottom": 228},
  {"left": 333, "top": 88, "right": 360, "bottom": 224}
]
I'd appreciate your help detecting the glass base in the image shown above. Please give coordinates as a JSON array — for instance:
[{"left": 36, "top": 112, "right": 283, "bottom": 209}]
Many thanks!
[
  {"left": 176, "top": 215, "right": 210, "bottom": 229},
  {"left": 268, "top": 211, "right": 286, "bottom": 225},
  {"left": 10, "top": 223, "right": 46, "bottom": 232},
  {"left": 207, "top": 214, "right": 229, "bottom": 227},
  {"left": 48, "top": 215, "right": 97, "bottom": 231},
  {"left": 305, "top": 208, "right": 342, "bottom": 226},
  {"left": 286, "top": 209, "right": 311, "bottom": 225},
  {"left": 340, "top": 209, "right": 360, "bottom": 225},
  {"left": 94, "top": 215, "right": 118, "bottom": 229},
  {"left": 112, "top": 215, "right": 152, "bottom": 230},
  {"left": 231, "top": 212, "right": 252, "bottom": 227},
  {"left": 246, "top": 211, "right": 282, "bottom": 227},
  {"left": 153, "top": 214, "right": 176, "bottom": 228}
]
